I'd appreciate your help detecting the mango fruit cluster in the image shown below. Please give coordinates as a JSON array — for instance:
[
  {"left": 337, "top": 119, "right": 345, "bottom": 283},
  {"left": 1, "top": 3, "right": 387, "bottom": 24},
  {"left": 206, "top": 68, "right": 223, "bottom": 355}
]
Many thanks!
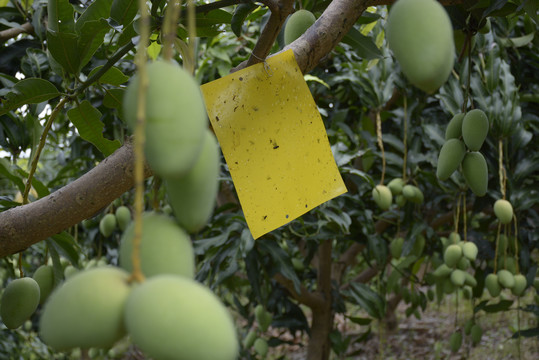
[
  {"left": 38, "top": 212, "right": 239, "bottom": 360},
  {"left": 437, "top": 109, "right": 490, "bottom": 196},
  {"left": 123, "top": 60, "right": 220, "bottom": 234},
  {"left": 386, "top": 0, "right": 454, "bottom": 93},
  {"left": 242, "top": 304, "right": 273, "bottom": 357},
  {"left": 372, "top": 177, "right": 423, "bottom": 211},
  {"left": 433, "top": 233, "right": 478, "bottom": 295}
]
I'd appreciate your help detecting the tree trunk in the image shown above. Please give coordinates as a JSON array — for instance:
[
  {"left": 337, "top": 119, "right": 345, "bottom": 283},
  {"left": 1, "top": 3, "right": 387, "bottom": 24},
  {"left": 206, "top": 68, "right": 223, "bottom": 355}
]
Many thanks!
[{"left": 306, "top": 240, "right": 334, "bottom": 360}]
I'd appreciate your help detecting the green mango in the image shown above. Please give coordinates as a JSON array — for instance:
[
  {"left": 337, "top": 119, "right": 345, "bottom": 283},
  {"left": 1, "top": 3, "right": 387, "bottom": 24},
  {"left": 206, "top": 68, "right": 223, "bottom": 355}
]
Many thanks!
[
  {"left": 253, "top": 338, "right": 269, "bottom": 358},
  {"left": 464, "top": 272, "right": 477, "bottom": 287},
  {"left": 123, "top": 60, "right": 207, "bottom": 179},
  {"left": 511, "top": 274, "right": 527, "bottom": 296},
  {"left": 99, "top": 213, "right": 117, "bottom": 237},
  {"left": 450, "top": 269, "right": 466, "bottom": 287},
  {"left": 119, "top": 212, "right": 194, "bottom": 279},
  {"left": 485, "top": 273, "right": 501, "bottom": 297},
  {"left": 436, "top": 139, "right": 466, "bottom": 180},
  {"left": 497, "top": 269, "right": 515, "bottom": 289},
  {"left": 462, "top": 109, "right": 489, "bottom": 151},
  {"left": 1, "top": 278, "right": 40, "bottom": 329},
  {"left": 449, "top": 331, "right": 462, "bottom": 353},
  {"left": 115, "top": 206, "right": 131, "bottom": 231},
  {"left": 462, "top": 242, "right": 478, "bottom": 261},
  {"left": 444, "top": 244, "right": 462, "bottom": 268},
  {"left": 433, "top": 263, "right": 452, "bottom": 278},
  {"left": 493, "top": 199, "right": 513, "bottom": 224},
  {"left": 387, "top": 178, "right": 404, "bottom": 195},
  {"left": 372, "top": 184, "right": 392, "bottom": 210},
  {"left": 445, "top": 113, "right": 465, "bottom": 140},
  {"left": 284, "top": 10, "right": 316, "bottom": 45},
  {"left": 470, "top": 324, "right": 482, "bottom": 345},
  {"left": 242, "top": 329, "right": 257, "bottom": 349},
  {"left": 165, "top": 131, "right": 220, "bottom": 233},
  {"left": 39, "top": 267, "right": 130, "bottom": 350},
  {"left": 124, "top": 275, "right": 238, "bottom": 360},
  {"left": 33, "top": 265, "right": 55, "bottom": 305},
  {"left": 386, "top": 0, "right": 454, "bottom": 93},
  {"left": 462, "top": 151, "right": 488, "bottom": 197},
  {"left": 402, "top": 185, "right": 423, "bottom": 203},
  {"left": 255, "top": 304, "right": 272, "bottom": 333}
]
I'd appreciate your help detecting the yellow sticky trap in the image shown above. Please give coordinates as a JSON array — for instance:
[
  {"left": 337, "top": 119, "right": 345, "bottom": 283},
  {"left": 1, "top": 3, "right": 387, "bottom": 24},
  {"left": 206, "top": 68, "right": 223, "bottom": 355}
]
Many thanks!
[{"left": 201, "top": 50, "right": 347, "bottom": 239}]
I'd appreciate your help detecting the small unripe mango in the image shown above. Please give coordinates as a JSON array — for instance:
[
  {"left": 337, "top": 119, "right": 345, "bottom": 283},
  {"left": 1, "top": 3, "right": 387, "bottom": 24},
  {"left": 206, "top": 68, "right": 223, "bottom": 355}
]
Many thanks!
[
  {"left": 390, "top": 237, "right": 404, "bottom": 259},
  {"left": 372, "top": 185, "right": 392, "bottom": 210},
  {"left": 124, "top": 275, "right": 238, "bottom": 360},
  {"left": 470, "top": 324, "right": 482, "bottom": 345},
  {"left": 444, "top": 244, "right": 462, "bottom": 268},
  {"left": 166, "top": 131, "right": 220, "bottom": 233},
  {"left": 386, "top": 0, "right": 454, "bottom": 93},
  {"left": 387, "top": 178, "right": 404, "bottom": 195},
  {"left": 39, "top": 267, "right": 130, "bottom": 350},
  {"left": 99, "top": 213, "right": 117, "bottom": 237},
  {"left": 402, "top": 185, "right": 423, "bottom": 203},
  {"left": 284, "top": 10, "right": 316, "bottom": 45},
  {"left": 450, "top": 269, "right": 466, "bottom": 287},
  {"left": 253, "top": 338, "right": 269, "bottom": 357},
  {"left": 485, "top": 273, "right": 501, "bottom": 297},
  {"left": 512, "top": 274, "right": 527, "bottom": 296},
  {"left": 433, "top": 263, "right": 452, "bottom": 278},
  {"left": 243, "top": 329, "right": 257, "bottom": 349},
  {"left": 119, "top": 212, "right": 194, "bottom": 279},
  {"left": 449, "top": 331, "right": 462, "bottom": 353},
  {"left": 497, "top": 269, "right": 515, "bottom": 289},
  {"left": 1, "top": 278, "right": 40, "bottom": 329},
  {"left": 493, "top": 199, "right": 513, "bottom": 224},
  {"left": 462, "top": 152, "right": 488, "bottom": 197},
  {"left": 462, "top": 242, "right": 478, "bottom": 261},
  {"left": 436, "top": 139, "right": 466, "bottom": 180},
  {"left": 255, "top": 305, "right": 272, "bottom": 332},
  {"left": 33, "top": 265, "right": 55, "bottom": 305},
  {"left": 464, "top": 272, "right": 477, "bottom": 287},
  {"left": 114, "top": 206, "right": 131, "bottom": 231},
  {"left": 462, "top": 109, "right": 489, "bottom": 151},
  {"left": 445, "top": 113, "right": 465, "bottom": 140}
]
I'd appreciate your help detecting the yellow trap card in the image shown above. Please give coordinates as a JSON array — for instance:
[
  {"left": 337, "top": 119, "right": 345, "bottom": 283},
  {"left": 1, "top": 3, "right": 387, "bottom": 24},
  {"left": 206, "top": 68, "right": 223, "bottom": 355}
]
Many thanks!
[{"left": 200, "top": 50, "right": 347, "bottom": 239}]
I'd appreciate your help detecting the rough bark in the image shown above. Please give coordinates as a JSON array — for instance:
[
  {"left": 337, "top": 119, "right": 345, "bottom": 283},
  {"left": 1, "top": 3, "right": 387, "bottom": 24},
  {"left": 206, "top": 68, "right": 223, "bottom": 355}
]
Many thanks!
[{"left": 0, "top": 139, "right": 152, "bottom": 257}]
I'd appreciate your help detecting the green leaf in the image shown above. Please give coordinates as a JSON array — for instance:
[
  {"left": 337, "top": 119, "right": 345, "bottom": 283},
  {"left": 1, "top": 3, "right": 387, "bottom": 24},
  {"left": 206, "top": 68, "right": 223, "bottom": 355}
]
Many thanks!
[
  {"left": 475, "top": 299, "right": 513, "bottom": 313},
  {"left": 67, "top": 100, "right": 121, "bottom": 156},
  {"left": 344, "top": 282, "right": 386, "bottom": 319},
  {"left": 194, "top": 9, "right": 233, "bottom": 27},
  {"left": 111, "top": 0, "right": 138, "bottom": 26},
  {"left": 75, "top": 0, "right": 112, "bottom": 34},
  {"left": 347, "top": 316, "right": 372, "bottom": 325},
  {"left": 88, "top": 66, "right": 129, "bottom": 86},
  {"left": 47, "top": 30, "right": 80, "bottom": 74},
  {"left": 499, "top": 32, "right": 535, "bottom": 48},
  {"left": 512, "top": 326, "right": 539, "bottom": 339},
  {"left": 258, "top": 238, "right": 301, "bottom": 294},
  {"left": 77, "top": 19, "right": 111, "bottom": 70},
  {"left": 0, "top": 158, "right": 25, "bottom": 192},
  {"left": 103, "top": 88, "right": 125, "bottom": 108},
  {"left": 46, "top": 239, "right": 66, "bottom": 283},
  {"left": 0, "top": 78, "right": 60, "bottom": 116},
  {"left": 47, "top": 0, "right": 75, "bottom": 33},
  {"left": 231, "top": 3, "right": 257, "bottom": 37},
  {"left": 341, "top": 27, "right": 382, "bottom": 60},
  {"left": 50, "top": 232, "right": 81, "bottom": 266}
]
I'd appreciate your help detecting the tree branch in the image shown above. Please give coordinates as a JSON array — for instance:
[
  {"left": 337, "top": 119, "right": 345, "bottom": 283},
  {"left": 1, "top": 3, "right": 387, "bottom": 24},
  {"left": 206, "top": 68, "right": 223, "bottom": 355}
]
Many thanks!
[
  {"left": 273, "top": 273, "right": 325, "bottom": 309},
  {"left": 0, "top": 22, "right": 34, "bottom": 43},
  {"left": 0, "top": 138, "right": 152, "bottom": 258}
]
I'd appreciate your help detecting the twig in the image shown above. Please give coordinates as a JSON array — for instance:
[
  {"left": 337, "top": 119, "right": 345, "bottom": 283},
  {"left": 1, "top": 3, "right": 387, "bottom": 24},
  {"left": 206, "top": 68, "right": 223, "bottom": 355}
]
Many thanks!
[
  {"left": 0, "top": 22, "right": 34, "bottom": 43},
  {"left": 273, "top": 273, "right": 325, "bottom": 309}
]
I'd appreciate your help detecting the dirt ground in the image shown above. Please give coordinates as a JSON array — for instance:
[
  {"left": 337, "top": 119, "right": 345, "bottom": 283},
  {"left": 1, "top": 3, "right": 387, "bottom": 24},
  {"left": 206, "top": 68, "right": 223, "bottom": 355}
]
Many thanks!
[{"left": 267, "top": 291, "right": 539, "bottom": 360}]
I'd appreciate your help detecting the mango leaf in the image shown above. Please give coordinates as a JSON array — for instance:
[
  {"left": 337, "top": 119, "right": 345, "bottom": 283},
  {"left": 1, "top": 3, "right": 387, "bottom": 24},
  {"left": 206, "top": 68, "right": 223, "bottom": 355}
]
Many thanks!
[
  {"left": 512, "top": 327, "right": 539, "bottom": 339},
  {"left": 194, "top": 9, "right": 233, "bottom": 27},
  {"left": 0, "top": 158, "right": 25, "bottom": 192},
  {"left": 103, "top": 88, "right": 124, "bottom": 108},
  {"left": 111, "top": 0, "right": 138, "bottom": 26},
  {"left": 46, "top": 239, "right": 67, "bottom": 283},
  {"left": 0, "top": 78, "right": 60, "bottom": 115},
  {"left": 231, "top": 2, "right": 257, "bottom": 37},
  {"left": 341, "top": 26, "right": 382, "bottom": 60},
  {"left": 75, "top": 0, "right": 112, "bottom": 34},
  {"left": 474, "top": 299, "right": 513, "bottom": 313},
  {"left": 67, "top": 101, "right": 121, "bottom": 156},
  {"left": 499, "top": 32, "right": 535, "bottom": 48},
  {"left": 47, "top": 0, "right": 75, "bottom": 33},
  {"left": 47, "top": 30, "right": 80, "bottom": 74},
  {"left": 77, "top": 19, "right": 111, "bottom": 70},
  {"left": 258, "top": 238, "right": 301, "bottom": 294},
  {"left": 343, "top": 282, "right": 386, "bottom": 319},
  {"left": 50, "top": 232, "right": 81, "bottom": 266},
  {"left": 88, "top": 66, "right": 129, "bottom": 86}
]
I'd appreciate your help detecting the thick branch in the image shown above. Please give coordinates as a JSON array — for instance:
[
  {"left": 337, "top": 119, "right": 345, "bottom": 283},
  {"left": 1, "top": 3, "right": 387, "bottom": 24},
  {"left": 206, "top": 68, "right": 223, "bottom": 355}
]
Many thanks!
[
  {"left": 0, "top": 22, "right": 34, "bottom": 43},
  {"left": 273, "top": 273, "right": 325, "bottom": 309},
  {"left": 0, "top": 139, "right": 152, "bottom": 258}
]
